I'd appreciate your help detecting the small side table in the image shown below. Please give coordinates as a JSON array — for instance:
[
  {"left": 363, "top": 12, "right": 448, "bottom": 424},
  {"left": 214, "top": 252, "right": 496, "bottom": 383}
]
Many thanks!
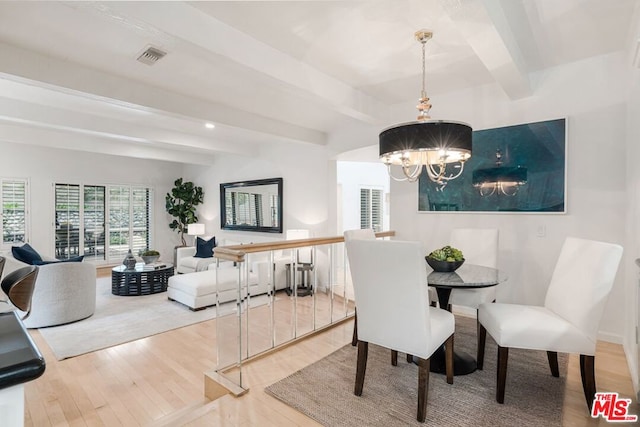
[
  {"left": 285, "top": 263, "right": 313, "bottom": 296},
  {"left": 111, "top": 263, "right": 174, "bottom": 296}
]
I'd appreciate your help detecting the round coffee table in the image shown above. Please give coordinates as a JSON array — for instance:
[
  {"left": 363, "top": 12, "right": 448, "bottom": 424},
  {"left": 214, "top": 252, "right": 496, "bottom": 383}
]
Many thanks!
[{"left": 111, "top": 263, "right": 174, "bottom": 296}]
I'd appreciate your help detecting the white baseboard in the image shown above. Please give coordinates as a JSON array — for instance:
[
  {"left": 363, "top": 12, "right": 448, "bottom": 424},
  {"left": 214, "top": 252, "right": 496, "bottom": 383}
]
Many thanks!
[
  {"left": 622, "top": 340, "right": 640, "bottom": 400},
  {"left": 597, "top": 331, "right": 623, "bottom": 344}
]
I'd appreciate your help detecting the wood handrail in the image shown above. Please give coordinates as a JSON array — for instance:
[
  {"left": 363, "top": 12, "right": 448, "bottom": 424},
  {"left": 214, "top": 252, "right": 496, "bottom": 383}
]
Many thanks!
[{"left": 213, "top": 231, "right": 395, "bottom": 262}]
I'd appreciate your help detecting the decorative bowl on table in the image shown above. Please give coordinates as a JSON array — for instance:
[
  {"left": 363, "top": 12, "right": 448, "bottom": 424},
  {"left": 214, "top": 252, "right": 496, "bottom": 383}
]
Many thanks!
[
  {"left": 425, "top": 256, "right": 465, "bottom": 272},
  {"left": 140, "top": 250, "right": 160, "bottom": 265},
  {"left": 142, "top": 255, "right": 159, "bottom": 264},
  {"left": 425, "top": 245, "right": 465, "bottom": 272}
]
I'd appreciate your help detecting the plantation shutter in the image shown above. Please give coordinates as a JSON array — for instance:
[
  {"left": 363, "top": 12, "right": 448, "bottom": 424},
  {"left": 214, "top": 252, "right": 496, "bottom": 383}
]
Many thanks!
[
  {"left": 83, "top": 185, "right": 105, "bottom": 261},
  {"left": 2, "top": 179, "right": 28, "bottom": 245},
  {"left": 54, "top": 184, "right": 81, "bottom": 259},
  {"left": 371, "top": 189, "right": 382, "bottom": 232},
  {"left": 254, "top": 193, "right": 262, "bottom": 227},
  {"left": 360, "top": 187, "right": 383, "bottom": 232},
  {"left": 108, "top": 186, "right": 131, "bottom": 259},
  {"left": 131, "top": 187, "right": 151, "bottom": 256},
  {"left": 360, "top": 188, "right": 371, "bottom": 229},
  {"left": 236, "top": 192, "right": 251, "bottom": 225}
]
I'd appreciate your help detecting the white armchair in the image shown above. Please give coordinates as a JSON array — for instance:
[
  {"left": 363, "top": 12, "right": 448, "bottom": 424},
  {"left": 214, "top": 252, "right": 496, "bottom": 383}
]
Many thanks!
[
  {"left": 0, "top": 252, "right": 96, "bottom": 328},
  {"left": 175, "top": 238, "right": 241, "bottom": 274},
  {"left": 175, "top": 246, "right": 215, "bottom": 274},
  {"left": 477, "top": 237, "right": 623, "bottom": 411}
]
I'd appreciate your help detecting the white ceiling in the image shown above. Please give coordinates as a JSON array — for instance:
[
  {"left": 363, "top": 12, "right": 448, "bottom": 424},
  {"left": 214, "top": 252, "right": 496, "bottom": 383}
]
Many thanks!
[{"left": 0, "top": 0, "right": 638, "bottom": 165}]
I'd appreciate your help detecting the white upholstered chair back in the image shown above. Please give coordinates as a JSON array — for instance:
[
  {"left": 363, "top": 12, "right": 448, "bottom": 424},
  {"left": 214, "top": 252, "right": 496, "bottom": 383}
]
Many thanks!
[
  {"left": 347, "top": 239, "right": 437, "bottom": 359},
  {"left": 344, "top": 228, "right": 376, "bottom": 243},
  {"left": 544, "top": 237, "right": 623, "bottom": 343}
]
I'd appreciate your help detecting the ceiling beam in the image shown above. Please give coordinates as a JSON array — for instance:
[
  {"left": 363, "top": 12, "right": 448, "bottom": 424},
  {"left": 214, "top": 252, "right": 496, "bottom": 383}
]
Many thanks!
[
  {"left": 88, "top": 1, "right": 382, "bottom": 124},
  {"left": 0, "top": 93, "right": 257, "bottom": 157},
  {"left": 441, "top": 0, "right": 533, "bottom": 100},
  {"left": 0, "top": 41, "right": 327, "bottom": 146},
  {"left": 0, "top": 122, "right": 216, "bottom": 166}
]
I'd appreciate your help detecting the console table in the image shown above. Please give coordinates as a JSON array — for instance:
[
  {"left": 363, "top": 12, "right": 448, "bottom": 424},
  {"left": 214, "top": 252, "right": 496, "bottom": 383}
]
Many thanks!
[{"left": 111, "top": 263, "right": 174, "bottom": 296}]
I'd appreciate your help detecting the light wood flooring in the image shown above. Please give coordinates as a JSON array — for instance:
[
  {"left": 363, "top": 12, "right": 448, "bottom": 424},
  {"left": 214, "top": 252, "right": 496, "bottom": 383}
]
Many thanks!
[{"left": 22, "top": 276, "right": 637, "bottom": 426}]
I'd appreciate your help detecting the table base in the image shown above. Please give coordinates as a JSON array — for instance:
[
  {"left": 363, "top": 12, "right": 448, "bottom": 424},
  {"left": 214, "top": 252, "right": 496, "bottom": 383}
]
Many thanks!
[
  {"left": 409, "top": 347, "right": 477, "bottom": 375},
  {"left": 429, "top": 347, "right": 477, "bottom": 375}
]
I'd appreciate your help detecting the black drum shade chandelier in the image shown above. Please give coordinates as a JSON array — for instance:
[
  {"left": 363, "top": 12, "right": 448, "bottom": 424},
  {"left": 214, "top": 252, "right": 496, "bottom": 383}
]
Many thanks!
[{"left": 379, "top": 30, "right": 472, "bottom": 189}]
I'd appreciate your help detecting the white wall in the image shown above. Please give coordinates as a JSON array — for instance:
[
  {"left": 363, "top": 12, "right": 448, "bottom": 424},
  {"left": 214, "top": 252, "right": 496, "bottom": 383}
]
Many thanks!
[
  {"left": 389, "top": 52, "right": 632, "bottom": 343},
  {"left": 183, "top": 141, "right": 332, "bottom": 243},
  {"left": 624, "top": 69, "right": 640, "bottom": 395},
  {"left": 0, "top": 141, "right": 184, "bottom": 263}
]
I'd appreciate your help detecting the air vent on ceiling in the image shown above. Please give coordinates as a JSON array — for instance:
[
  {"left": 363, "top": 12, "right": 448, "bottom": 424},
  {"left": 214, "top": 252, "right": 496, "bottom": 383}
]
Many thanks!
[{"left": 136, "top": 46, "right": 167, "bottom": 65}]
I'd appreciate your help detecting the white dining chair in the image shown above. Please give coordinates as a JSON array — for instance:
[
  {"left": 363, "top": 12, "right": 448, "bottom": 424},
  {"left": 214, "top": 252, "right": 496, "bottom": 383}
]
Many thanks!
[
  {"left": 477, "top": 237, "right": 623, "bottom": 411},
  {"left": 344, "top": 229, "right": 377, "bottom": 346},
  {"left": 347, "top": 239, "right": 454, "bottom": 422}
]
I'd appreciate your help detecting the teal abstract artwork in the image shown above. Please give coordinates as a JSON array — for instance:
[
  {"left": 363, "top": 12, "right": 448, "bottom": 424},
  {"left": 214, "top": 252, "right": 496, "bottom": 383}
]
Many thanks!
[{"left": 418, "top": 118, "right": 566, "bottom": 212}]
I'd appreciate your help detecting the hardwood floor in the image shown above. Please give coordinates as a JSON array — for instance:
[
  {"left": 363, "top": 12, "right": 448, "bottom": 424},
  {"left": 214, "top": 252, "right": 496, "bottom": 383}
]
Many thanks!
[{"left": 23, "top": 296, "right": 636, "bottom": 426}]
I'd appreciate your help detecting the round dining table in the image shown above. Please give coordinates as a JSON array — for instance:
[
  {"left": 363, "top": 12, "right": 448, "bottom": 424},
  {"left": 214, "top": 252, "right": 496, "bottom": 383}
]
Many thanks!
[{"left": 427, "top": 263, "right": 507, "bottom": 375}]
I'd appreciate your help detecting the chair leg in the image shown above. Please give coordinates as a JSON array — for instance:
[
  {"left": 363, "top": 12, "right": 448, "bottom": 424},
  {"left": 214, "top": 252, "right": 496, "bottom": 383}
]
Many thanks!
[
  {"left": 547, "top": 351, "right": 559, "bottom": 377},
  {"left": 496, "top": 346, "right": 509, "bottom": 404},
  {"left": 477, "top": 323, "right": 487, "bottom": 370},
  {"left": 417, "top": 357, "right": 430, "bottom": 423},
  {"left": 391, "top": 350, "right": 398, "bottom": 366},
  {"left": 580, "top": 354, "right": 596, "bottom": 410},
  {"left": 354, "top": 341, "right": 368, "bottom": 396},
  {"left": 445, "top": 334, "right": 454, "bottom": 385},
  {"left": 351, "top": 309, "right": 358, "bottom": 346},
  {"left": 407, "top": 353, "right": 413, "bottom": 363}
]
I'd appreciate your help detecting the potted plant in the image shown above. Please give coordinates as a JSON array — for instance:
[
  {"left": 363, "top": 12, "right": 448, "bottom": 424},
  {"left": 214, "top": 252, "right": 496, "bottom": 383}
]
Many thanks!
[
  {"left": 425, "top": 245, "right": 465, "bottom": 272},
  {"left": 165, "top": 178, "right": 204, "bottom": 246},
  {"left": 139, "top": 249, "right": 160, "bottom": 264}
]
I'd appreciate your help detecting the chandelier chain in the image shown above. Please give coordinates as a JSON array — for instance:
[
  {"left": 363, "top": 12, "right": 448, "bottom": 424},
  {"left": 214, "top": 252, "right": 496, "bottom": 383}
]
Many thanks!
[
  {"left": 421, "top": 38, "right": 426, "bottom": 98},
  {"left": 415, "top": 30, "right": 432, "bottom": 120}
]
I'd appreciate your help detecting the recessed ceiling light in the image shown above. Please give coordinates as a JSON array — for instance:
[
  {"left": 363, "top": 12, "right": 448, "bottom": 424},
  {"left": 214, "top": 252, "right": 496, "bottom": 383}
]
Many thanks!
[{"left": 205, "top": 122, "right": 215, "bottom": 129}]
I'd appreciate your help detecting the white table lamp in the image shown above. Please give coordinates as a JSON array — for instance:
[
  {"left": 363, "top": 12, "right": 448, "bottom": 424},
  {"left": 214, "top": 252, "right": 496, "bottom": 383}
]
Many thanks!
[{"left": 187, "top": 223, "right": 205, "bottom": 236}]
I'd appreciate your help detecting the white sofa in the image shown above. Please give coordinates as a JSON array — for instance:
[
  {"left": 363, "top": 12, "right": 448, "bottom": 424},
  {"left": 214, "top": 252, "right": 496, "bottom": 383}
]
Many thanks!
[
  {"left": 175, "top": 246, "right": 211, "bottom": 274},
  {"left": 0, "top": 252, "right": 96, "bottom": 328},
  {"left": 168, "top": 253, "right": 290, "bottom": 310}
]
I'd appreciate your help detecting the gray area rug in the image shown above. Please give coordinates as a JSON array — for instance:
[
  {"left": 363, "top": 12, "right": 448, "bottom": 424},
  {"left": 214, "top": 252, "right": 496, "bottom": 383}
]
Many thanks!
[
  {"left": 38, "top": 277, "right": 243, "bottom": 360},
  {"left": 266, "top": 315, "right": 567, "bottom": 426}
]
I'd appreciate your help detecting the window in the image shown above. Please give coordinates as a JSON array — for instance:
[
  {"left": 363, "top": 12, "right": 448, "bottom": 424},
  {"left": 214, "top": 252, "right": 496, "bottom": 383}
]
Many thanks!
[
  {"left": 54, "top": 184, "right": 81, "bottom": 258},
  {"left": 1, "top": 178, "right": 28, "bottom": 246},
  {"left": 83, "top": 186, "right": 105, "bottom": 261},
  {"left": 55, "top": 183, "right": 152, "bottom": 263},
  {"left": 360, "top": 187, "right": 383, "bottom": 232},
  {"left": 226, "top": 191, "right": 263, "bottom": 227}
]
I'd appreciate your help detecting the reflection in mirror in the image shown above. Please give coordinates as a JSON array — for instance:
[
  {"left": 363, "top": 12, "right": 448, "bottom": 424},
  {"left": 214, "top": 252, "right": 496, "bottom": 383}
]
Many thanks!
[{"left": 220, "top": 178, "right": 283, "bottom": 233}]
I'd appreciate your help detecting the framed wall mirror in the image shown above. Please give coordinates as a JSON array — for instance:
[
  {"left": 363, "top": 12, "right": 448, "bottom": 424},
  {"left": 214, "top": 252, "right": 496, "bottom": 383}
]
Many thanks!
[{"left": 220, "top": 177, "right": 283, "bottom": 233}]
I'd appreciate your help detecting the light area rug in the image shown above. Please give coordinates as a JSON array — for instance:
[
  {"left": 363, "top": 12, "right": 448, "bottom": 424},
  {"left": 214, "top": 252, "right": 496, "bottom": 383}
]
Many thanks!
[
  {"left": 266, "top": 315, "right": 568, "bottom": 426},
  {"left": 38, "top": 277, "right": 251, "bottom": 360}
]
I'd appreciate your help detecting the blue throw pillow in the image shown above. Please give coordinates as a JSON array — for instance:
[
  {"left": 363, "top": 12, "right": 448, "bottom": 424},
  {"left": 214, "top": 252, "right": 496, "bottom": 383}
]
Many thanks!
[
  {"left": 12, "top": 243, "right": 43, "bottom": 265},
  {"left": 33, "top": 255, "right": 84, "bottom": 266},
  {"left": 194, "top": 236, "right": 216, "bottom": 258}
]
